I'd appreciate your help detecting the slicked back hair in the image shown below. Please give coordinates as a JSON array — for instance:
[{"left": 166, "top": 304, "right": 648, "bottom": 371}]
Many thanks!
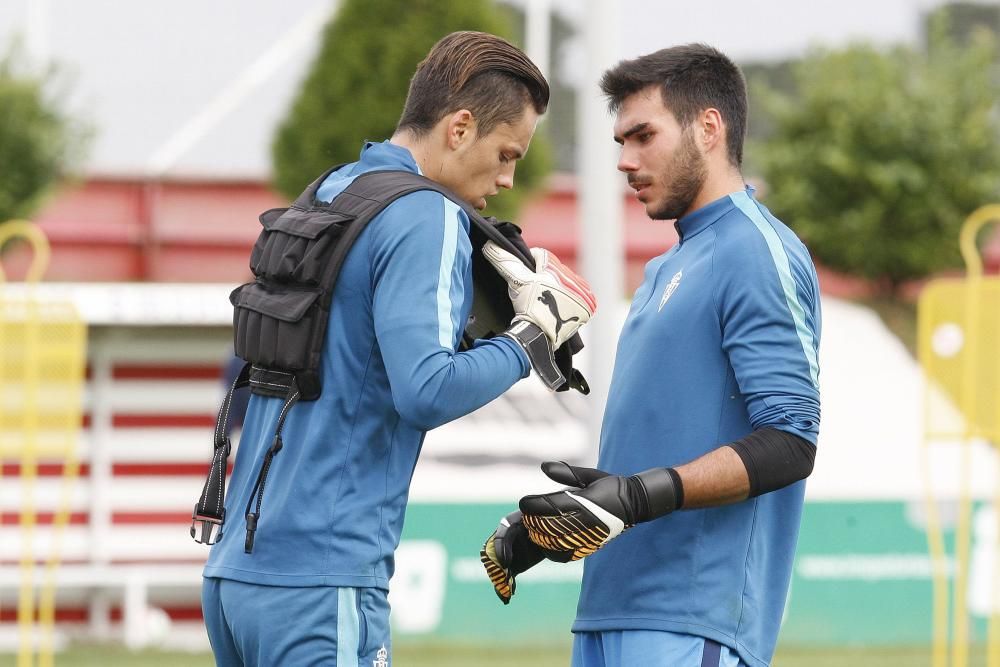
[
  {"left": 397, "top": 31, "right": 549, "bottom": 139},
  {"left": 601, "top": 44, "right": 747, "bottom": 167}
]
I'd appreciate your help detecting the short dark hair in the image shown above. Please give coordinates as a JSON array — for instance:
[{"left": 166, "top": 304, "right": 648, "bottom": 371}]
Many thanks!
[
  {"left": 600, "top": 44, "right": 747, "bottom": 166},
  {"left": 396, "top": 31, "right": 549, "bottom": 138}
]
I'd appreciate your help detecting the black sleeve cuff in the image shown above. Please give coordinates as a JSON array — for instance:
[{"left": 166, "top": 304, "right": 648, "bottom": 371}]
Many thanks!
[{"left": 728, "top": 427, "right": 816, "bottom": 498}]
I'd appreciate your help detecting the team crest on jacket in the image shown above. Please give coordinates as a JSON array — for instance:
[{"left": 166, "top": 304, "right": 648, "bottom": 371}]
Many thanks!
[
  {"left": 373, "top": 644, "right": 389, "bottom": 667},
  {"left": 658, "top": 269, "right": 683, "bottom": 311}
]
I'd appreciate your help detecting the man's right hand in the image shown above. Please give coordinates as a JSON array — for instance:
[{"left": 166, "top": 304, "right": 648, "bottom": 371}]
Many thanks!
[
  {"left": 480, "top": 510, "right": 545, "bottom": 604},
  {"left": 519, "top": 461, "right": 681, "bottom": 562},
  {"left": 483, "top": 242, "right": 596, "bottom": 348}
]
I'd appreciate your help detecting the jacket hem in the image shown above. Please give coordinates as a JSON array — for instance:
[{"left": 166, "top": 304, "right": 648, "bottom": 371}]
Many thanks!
[{"left": 203, "top": 566, "right": 388, "bottom": 590}]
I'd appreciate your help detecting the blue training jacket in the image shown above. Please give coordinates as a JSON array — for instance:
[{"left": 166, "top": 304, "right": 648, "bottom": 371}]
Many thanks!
[
  {"left": 573, "top": 188, "right": 821, "bottom": 667},
  {"left": 204, "top": 141, "right": 529, "bottom": 588}
]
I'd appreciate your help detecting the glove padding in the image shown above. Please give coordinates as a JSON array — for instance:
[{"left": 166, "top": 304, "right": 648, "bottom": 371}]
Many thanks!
[
  {"left": 483, "top": 242, "right": 596, "bottom": 348},
  {"left": 480, "top": 510, "right": 545, "bottom": 604},
  {"left": 519, "top": 461, "right": 681, "bottom": 562}
]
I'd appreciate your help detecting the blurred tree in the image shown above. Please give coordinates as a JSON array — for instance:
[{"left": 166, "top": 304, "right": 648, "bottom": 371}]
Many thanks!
[
  {"left": 0, "top": 45, "right": 86, "bottom": 224},
  {"left": 271, "top": 0, "right": 551, "bottom": 221},
  {"left": 752, "top": 19, "right": 1000, "bottom": 295},
  {"left": 925, "top": 1, "right": 1000, "bottom": 54},
  {"left": 741, "top": 60, "right": 795, "bottom": 177}
]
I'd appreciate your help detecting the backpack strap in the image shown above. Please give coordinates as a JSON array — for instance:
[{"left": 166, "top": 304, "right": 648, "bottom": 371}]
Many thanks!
[
  {"left": 242, "top": 379, "right": 300, "bottom": 553},
  {"left": 313, "top": 169, "right": 524, "bottom": 307},
  {"left": 190, "top": 361, "right": 251, "bottom": 544}
]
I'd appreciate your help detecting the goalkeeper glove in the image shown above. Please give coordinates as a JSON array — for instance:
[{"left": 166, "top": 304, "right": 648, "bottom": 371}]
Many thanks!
[
  {"left": 483, "top": 242, "right": 596, "bottom": 390},
  {"left": 480, "top": 510, "right": 545, "bottom": 604},
  {"left": 483, "top": 242, "right": 596, "bottom": 348},
  {"left": 519, "top": 461, "right": 683, "bottom": 562}
]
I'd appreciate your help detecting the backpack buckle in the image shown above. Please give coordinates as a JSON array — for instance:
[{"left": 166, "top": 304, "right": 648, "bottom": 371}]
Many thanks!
[{"left": 190, "top": 505, "right": 225, "bottom": 545}]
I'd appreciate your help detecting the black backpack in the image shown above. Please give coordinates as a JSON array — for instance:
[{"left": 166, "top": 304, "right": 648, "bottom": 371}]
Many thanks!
[{"left": 191, "top": 167, "right": 588, "bottom": 552}]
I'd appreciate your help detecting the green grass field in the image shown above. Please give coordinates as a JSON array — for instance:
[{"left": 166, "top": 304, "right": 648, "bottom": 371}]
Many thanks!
[{"left": 1, "top": 643, "right": 982, "bottom": 667}]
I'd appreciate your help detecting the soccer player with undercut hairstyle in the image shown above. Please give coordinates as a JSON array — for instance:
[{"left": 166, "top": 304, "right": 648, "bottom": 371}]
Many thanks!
[
  {"left": 200, "top": 31, "right": 596, "bottom": 666},
  {"left": 482, "top": 44, "right": 821, "bottom": 667}
]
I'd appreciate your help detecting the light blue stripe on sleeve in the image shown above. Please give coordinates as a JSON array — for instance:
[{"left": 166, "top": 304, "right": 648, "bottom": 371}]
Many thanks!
[
  {"left": 336, "top": 587, "right": 360, "bottom": 667},
  {"left": 437, "top": 199, "right": 461, "bottom": 348},
  {"left": 729, "top": 191, "right": 821, "bottom": 389}
]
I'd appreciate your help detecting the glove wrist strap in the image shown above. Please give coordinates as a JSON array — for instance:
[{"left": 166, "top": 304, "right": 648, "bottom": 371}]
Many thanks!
[
  {"left": 631, "top": 467, "right": 683, "bottom": 522},
  {"left": 502, "top": 320, "right": 566, "bottom": 390}
]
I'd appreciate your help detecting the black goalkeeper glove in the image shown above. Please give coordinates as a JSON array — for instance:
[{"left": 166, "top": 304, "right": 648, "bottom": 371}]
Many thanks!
[
  {"left": 480, "top": 510, "right": 545, "bottom": 604},
  {"left": 519, "top": 461, "right": 683, "bottom": 562}
]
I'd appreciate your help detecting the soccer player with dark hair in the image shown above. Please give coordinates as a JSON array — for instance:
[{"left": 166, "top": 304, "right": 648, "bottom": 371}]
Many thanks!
[
  {"left": 200, "top": 31, "right": 596, "bottom": 666},
  {"left": 482, "top": 44, "right": 821, "bottom": 667}
]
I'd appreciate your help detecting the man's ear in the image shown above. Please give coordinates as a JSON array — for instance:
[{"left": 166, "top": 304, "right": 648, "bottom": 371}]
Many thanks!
[
  {"left": 699, "top": 108, "right": 725, "bottom": 153},
  {"left": 446, "top": 109, "right": 477, "bottom": 150}
]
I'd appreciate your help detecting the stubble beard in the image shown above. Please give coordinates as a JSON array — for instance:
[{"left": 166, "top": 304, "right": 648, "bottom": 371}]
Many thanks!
[{"left": 648, "top": 130, "right": 708, "bottom": 221}]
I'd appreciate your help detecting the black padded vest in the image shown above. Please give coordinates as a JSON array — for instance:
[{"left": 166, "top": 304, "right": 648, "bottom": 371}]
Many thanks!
[{"left": 192, "top": 167, "right": 587, "bottom": 552}]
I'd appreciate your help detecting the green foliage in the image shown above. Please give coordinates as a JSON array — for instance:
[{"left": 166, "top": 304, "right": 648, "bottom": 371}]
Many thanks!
[
  {"left": 0, "top": 46, "right": 86, "bottom": 224},
  {"left": 271, "top": 0, "right": 552, "bottom": 221},
  {"left": 924, "top": 1, "right": 1000, "bottom": 52},
  {"left": 750, "top": 22, "right": 1000, "bottom": 293}
]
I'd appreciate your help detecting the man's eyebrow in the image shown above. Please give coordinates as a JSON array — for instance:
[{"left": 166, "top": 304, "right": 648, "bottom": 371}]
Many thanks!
[{"left": 613, "top": 122, "right": 650, "bottom": 145}]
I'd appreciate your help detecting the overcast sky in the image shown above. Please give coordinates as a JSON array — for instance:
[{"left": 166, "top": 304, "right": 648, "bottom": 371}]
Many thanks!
[
  {"left": 0, "top": 0, "right": 978, "bottom": 177},
  {"left": 549, "top": 0, "right": 950, "bottom": 61},
  {"left": 529, "top": 0, "right": 960, "bottom": 86}
]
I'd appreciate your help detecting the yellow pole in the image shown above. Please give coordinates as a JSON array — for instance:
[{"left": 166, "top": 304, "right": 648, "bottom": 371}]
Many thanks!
[
  {"left": 951, "top": 269, "right": 979, "bottom": 667},
  {"left": 38, "top": 310, "right": 86, "bottom": 667},
  {"left": 957, "top": 205, "right": 1000, "bottom": 279},
  {"left": 0, "top": 220, "right": 52, "bottom": 667},
  {"left": 953, "top": 435, "right": 972, "bottom": 667},
  {"left": 989, "top": 452, "right": 1000, "bottom": 667},
  {"left": 0, "top": 220, "right": 51, "bottom": 283},
  {"left": 17, "top": 299, "right": 42, "bottom": 667},
  {"left": 991, "top": 280, "right": 1000, "bottom": 667},
  {"left": 919, "top": 284, "right": 952, "bottom": 667},
  {"left": 955, "top": 206, "right": 1000, "bottom": 667}
]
